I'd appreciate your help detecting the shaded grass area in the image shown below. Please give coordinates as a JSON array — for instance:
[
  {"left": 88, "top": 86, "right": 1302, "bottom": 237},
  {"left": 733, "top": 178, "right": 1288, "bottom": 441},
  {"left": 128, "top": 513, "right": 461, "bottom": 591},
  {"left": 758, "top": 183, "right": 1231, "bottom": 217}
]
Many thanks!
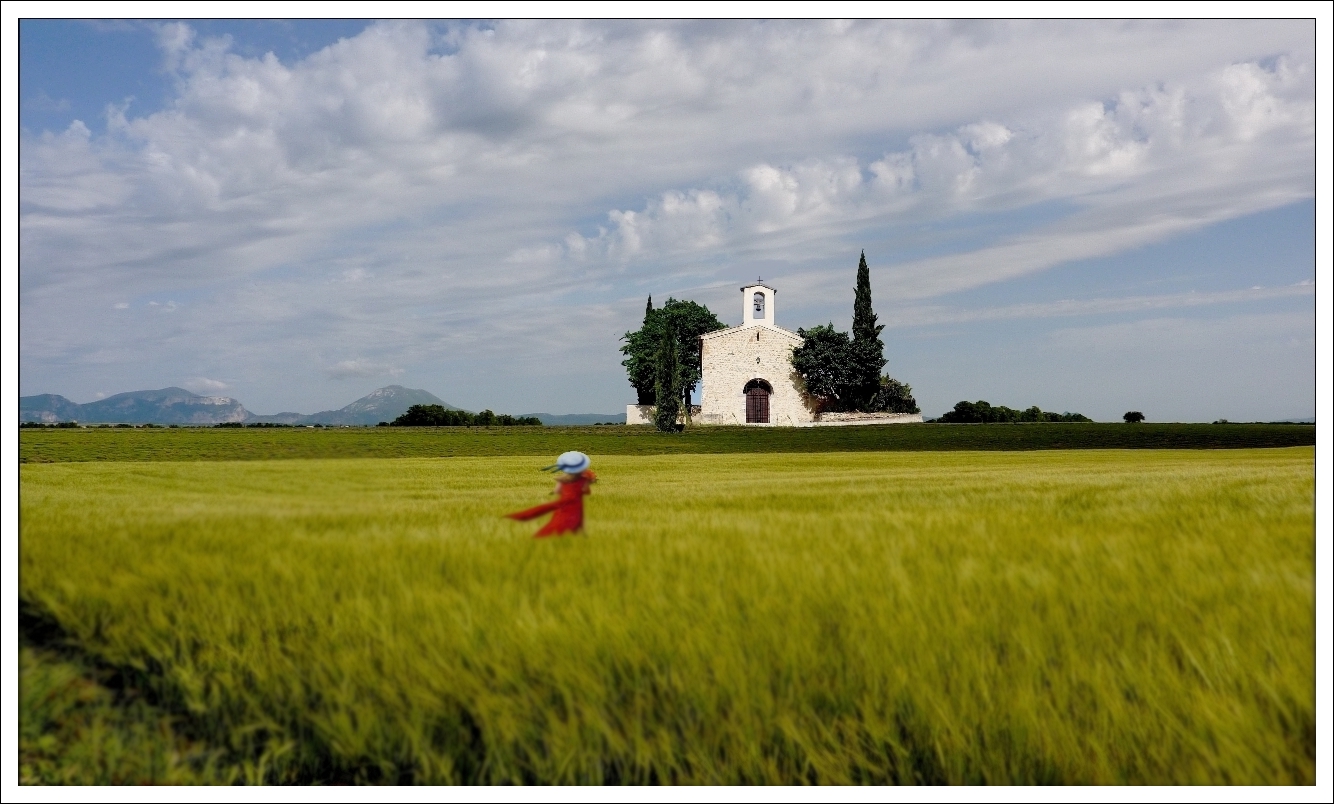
[
  {"left": 19, "top": 449, "right": 1315, "bottom": 784},
  {"left": 19, "top": 607, "right": 240, "bottom": 785},
  {"left": 19, "top": 422, "right": 1316, "bottom": 463}
]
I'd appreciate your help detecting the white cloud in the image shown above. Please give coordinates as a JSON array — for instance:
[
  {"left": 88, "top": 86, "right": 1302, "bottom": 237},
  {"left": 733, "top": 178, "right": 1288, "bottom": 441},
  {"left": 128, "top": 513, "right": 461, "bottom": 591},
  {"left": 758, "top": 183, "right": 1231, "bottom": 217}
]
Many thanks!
[
  {"left": 560, "top": 53, "right": 1311, "bottom": 303},
  {"left": 24, "top": 91, "right": 71, "bottom": 112},
  {"left": 326, "top": 359, "right": 404, "bottom": 380},
  {"left": 184, "top": 377, "right": 230, "bottom": 393},
  {"left": 886, "top": 283, "right": 1316, "bottom": 328}
]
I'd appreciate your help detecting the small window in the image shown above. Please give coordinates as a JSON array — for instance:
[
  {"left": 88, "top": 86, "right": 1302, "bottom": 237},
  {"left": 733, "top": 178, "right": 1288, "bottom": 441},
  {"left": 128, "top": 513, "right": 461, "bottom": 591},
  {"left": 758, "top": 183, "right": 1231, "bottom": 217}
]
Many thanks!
[{"left": 753, "top": 292, "right": 765, "bottom": 318}]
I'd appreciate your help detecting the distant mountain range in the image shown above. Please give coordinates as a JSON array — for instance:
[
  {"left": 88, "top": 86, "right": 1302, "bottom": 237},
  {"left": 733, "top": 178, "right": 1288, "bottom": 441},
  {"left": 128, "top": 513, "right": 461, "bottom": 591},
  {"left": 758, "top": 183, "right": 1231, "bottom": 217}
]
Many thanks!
[
  {"left": 19, "top": 385, "right": 626, "bottom": 426},
  {"left": 20, "top": 388, "right": 250, "bottom": 425}
]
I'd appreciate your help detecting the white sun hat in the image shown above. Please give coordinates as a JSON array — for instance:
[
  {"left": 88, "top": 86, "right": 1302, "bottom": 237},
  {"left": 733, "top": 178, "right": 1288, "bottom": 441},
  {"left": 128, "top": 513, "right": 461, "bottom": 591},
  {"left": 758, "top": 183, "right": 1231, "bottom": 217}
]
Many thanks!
[{"left": 543, "top": 451, "right": 590, "bottom": 474}]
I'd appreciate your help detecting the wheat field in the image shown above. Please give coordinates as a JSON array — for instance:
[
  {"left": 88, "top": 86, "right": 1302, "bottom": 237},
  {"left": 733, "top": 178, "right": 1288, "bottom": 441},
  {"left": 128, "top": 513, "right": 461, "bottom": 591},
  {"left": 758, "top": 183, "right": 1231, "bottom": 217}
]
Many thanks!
[{"left": 19, "top": 448, "right": 1314, "bottom": 784}]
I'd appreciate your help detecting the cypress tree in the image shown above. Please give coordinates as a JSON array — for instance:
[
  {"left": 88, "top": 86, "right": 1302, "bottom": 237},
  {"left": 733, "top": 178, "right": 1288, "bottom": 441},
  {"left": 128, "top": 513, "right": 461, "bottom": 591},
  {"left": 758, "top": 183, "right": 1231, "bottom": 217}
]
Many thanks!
[
  {"left": 850, "top": 250, "right": 887, "bottom": 409},
  {"left": 852, "top": 252, "right": 880, "bottom": 342},
  {"left": 653, "top": 319, "right": 682, "bottom": 431},
  {"left": 622, "top": 297, "right": 659, "bottom": 405}
]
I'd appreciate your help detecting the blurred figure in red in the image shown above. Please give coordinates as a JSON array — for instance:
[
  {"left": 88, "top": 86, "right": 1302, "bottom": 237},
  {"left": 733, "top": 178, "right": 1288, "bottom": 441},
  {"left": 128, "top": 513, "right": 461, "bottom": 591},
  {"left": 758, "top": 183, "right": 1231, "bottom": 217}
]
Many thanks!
[{"left": 506, "top": 451, "right": 596, "bottom": 537}]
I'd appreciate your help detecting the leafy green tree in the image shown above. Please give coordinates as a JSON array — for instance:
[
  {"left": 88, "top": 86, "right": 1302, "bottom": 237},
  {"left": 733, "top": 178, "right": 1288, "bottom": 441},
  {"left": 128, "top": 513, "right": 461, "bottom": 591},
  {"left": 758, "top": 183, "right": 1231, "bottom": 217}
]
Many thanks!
[
  {"left": 1124, "top": 411, "right": 1145, "bottom": 423},
  {"left": 870, "top": 376, "right": 920, "bottom": 414},
  {"left": 621, "top": 297, "right": 725, "bottom": 409},
  {"left": 850, "top": 251, "right": 887, "bottom": 409},
  {"left": 392, "top": 404, "right": 461, "bottom": 426},
  {"left": 791, "top": 324, "right": 858, "bottom": 412},
  {"left": 940, "top": 400, "right": 986, "bottom": 423},
  {"left": 622, "top": 297, "right": 658, "bottom": 405},
  {"left": 653, "top": 319, "right": 683, "bottom": 431}
]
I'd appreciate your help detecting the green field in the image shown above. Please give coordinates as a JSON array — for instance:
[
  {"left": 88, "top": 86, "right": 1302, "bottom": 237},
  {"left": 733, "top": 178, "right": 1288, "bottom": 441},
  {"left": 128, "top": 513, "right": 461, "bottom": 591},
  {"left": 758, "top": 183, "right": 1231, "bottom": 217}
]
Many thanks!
[
  {"left": 19, "top": 447, "right": 1314, "bottom": 784},
  {"left": 18, "top": 421, "right": 1317, "bottom": 463}
]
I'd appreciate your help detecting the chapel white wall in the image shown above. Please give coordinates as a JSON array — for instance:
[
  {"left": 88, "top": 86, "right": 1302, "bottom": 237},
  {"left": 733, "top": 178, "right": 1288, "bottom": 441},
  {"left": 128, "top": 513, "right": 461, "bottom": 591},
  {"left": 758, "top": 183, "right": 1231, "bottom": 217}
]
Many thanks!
[{"left": 698, "top": 326, "right": 816, "bottom": 426}]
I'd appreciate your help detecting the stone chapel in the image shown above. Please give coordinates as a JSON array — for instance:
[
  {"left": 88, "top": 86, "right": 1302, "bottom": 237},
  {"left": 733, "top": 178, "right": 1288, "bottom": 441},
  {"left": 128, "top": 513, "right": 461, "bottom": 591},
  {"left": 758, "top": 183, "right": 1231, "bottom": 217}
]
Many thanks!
[
  {"left": 694, "top": 281, "right": 816, "bottom": 426},
  {"left": 627, "top": 278, "right": 923, "bottom": 427}
]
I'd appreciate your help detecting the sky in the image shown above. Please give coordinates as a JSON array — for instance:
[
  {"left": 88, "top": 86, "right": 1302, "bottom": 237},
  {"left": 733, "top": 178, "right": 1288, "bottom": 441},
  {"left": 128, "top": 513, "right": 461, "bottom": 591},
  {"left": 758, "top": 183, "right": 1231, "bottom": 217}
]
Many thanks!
[{"left": 17, "top": 17, "right": 1318, "bottom": 421}]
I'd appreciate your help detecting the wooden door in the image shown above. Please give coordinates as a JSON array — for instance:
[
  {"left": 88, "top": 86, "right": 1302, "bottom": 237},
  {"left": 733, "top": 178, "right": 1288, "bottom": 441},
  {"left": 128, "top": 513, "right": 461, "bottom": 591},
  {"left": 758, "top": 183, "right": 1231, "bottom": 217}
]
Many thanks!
[{"left": 746, "top": 387, "right": 770, "bottom": 423}]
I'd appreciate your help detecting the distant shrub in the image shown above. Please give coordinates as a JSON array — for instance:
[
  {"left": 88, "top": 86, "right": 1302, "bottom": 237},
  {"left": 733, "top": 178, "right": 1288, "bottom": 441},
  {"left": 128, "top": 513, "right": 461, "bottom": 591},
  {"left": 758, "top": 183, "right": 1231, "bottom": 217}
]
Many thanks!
[
  {"left": 1124, "top": 411, "right": 1145, "bottom": 424},
  {"left": 214, "top": 422, "right": 243, "bottom": 428}
]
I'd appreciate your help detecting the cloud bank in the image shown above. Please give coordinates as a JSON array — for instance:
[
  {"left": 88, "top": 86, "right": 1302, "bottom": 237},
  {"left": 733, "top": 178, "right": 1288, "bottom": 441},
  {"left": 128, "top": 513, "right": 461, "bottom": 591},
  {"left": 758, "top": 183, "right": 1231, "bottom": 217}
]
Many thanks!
[{"left": 19, "top": 19, "right": 1314, "bottom": 415}]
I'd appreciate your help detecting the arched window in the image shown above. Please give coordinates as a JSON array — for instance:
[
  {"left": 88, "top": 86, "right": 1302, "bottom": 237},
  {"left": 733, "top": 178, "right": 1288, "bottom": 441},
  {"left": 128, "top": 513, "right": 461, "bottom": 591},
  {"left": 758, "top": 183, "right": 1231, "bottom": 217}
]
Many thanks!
[
  {"left": 753, "top": 291, "right": 765, "bottom": 318},
  {"left": 743, "top": 379, "right": 772, "bottom": 424}
]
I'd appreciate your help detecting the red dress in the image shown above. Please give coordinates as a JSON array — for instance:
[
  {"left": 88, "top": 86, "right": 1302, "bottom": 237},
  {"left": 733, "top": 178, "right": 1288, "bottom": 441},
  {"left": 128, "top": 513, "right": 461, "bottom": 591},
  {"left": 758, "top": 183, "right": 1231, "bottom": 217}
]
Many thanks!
[{"left": 506, "top": 471, "right": 596, "bottom": 537}]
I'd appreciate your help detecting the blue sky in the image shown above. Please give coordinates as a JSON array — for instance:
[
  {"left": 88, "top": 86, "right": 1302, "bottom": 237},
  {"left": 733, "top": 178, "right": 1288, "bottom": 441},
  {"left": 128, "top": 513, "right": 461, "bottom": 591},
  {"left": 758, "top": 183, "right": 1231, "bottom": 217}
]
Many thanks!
[{"left": 18, "top": 19, "right": 1316, "bottom": 420}]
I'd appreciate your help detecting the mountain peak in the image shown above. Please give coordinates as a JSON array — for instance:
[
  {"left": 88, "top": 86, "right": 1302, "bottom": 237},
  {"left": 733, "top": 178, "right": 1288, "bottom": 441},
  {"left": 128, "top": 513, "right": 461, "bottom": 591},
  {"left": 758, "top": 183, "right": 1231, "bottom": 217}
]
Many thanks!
[
  {"left": 338, "top": 386, "right": 457, "bottom": 419},
  {"left": 246, "top": 386, "right": 461, "bottom": 425}
]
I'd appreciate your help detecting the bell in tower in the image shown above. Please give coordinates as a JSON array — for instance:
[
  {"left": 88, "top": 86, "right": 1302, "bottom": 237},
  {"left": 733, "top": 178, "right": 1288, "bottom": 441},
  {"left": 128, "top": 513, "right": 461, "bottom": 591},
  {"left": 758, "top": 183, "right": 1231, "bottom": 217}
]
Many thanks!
[{"left": 740, "top": 277, "right": 777, "bottom": 328}]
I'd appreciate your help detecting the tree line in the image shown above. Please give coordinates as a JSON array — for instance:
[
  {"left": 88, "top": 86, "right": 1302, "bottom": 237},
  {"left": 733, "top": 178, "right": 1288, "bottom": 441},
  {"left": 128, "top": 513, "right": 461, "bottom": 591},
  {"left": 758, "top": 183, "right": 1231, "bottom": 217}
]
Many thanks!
[
  {"left": 383, "top": 405, "right": 542, "bottom": 427},
  {"left": 937, "top": 401, "right": 1092, "bottom": 423}
]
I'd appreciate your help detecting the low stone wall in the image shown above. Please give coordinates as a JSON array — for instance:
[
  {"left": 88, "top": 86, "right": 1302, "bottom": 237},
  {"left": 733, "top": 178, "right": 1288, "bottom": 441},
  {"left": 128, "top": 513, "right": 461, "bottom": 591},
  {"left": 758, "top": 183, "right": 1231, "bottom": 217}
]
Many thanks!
[
  {"left": 626, "top": 404, "right": 702, "bottom": 426},
  {"left": 629, "top": 404, "right": 920, "bottom": 427},
  {"left": 808, "top": 411, "right": 923, "bottom": 427}
]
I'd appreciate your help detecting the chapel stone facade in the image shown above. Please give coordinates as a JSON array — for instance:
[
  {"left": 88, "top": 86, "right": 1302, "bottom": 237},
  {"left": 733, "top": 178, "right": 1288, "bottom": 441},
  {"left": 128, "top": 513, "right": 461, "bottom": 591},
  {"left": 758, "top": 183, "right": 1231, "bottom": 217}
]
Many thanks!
[{"left": 695, "top": 281, "right": 817, "bottom": 426}]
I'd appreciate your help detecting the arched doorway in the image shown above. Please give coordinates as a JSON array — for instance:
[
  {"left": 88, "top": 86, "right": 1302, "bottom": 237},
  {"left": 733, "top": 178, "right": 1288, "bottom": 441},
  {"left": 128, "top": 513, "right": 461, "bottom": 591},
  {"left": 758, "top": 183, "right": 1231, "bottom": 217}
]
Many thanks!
[{"left": 743, "top": 379, "right": 772, "bottom": 424}]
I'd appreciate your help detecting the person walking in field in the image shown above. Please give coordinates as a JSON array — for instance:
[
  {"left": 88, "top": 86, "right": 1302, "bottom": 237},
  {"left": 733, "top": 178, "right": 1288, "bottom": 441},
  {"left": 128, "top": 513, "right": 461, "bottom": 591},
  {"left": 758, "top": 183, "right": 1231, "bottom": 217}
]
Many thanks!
[{"left": 506, "top": 451, "right": 596, "bottom": 537}]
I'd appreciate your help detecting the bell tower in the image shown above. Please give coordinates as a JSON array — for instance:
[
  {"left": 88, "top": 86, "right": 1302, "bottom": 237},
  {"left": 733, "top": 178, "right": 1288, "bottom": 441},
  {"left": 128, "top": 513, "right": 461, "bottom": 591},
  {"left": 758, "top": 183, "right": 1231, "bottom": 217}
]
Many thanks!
[{"left": 740, "top": 278, "right": 777, "bottom": 328}]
